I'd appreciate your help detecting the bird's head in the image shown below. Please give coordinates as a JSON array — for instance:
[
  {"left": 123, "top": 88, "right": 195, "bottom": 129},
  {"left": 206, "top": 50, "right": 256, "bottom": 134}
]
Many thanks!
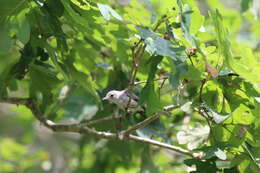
[{"left": 102, "top": 90, "right": 120, "bottom": 102}]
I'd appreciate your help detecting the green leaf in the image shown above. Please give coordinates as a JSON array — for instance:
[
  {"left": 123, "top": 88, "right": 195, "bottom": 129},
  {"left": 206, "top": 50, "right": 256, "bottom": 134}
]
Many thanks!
[
  {"left": 215, "top": 160, "right": 232, "bottom": 169},
  {"left": 169, "top": 61, "right": 188, "bottom": 89},
  {"left": 9, "top": 43, "right": 35, "bottom": 80},
  {"left": 29, "top": 64, "right": 60, "bottom": 94},
  {"left": 140, "top": 56, "right": 163, "bottom": 115},
  {"left": 145, "top": 37, "right": 185, "bottom": 61},
  {"left": 180, "top": 101, "right": 192, "bottom": 114},
  {"left": 140, "top": 146, "right": 160, "bottom": 173},
  {"left": 0, "top": 0, "right": 28, "bottom": 18},
  {"left": 177, "top": 124, "right": 210, "bottom": 150},
  {"left": 211, "top": 10, "right": 260, "bottom": 85},
  {"left": 195, "top": 143, "right": 228, "bottom": 160},
  {"left": 44, "top": 0, "right": 64, "bottom": 17},
  {"left": 97, "top": 3, "right": 123, "bottom": 21},
  {"left": 184, "top": 158, "right": 218, "bottom": 173},
  {"left": 190, "top": 7, "right": 204, "bottom": 35},
  {"left": 254, "top": 97, "right": 260, "bottom": 103},
  {"left": 238, "top": 155, "right": 259, "bottom": 173},
  {"left": 0, "top": 28, "right": 11, "bottom": 53},
  {"left": 17, "top": 13, "right": 30, "bottom": 44},
  {"left": 136, "top": 26, "right": 158, "bottom": 39},
  {"left": 211, "top": 9, "right": 232, "bottom": 67},
  {"left": 43, "top": 42, "right": 69, "bottom": 81},
  {"left": 241, "top": 0, "right": 253, "bottom": 12},
  {"left": 203, "top": 106, "right": 231, "bottom": 124},
  {"left": 202, "top": 81, "right": 224, "bottom": 112},
  {"left": 29, "top": 63, "right": 61, "bottom": 111},
  {"left": 107, "top": 141, "right": 132, "bottom": 164},
  {"left": 136, "top": 26, "right": 185, "bottom": 61},
  {"left": 211, "top": 124, "right": 246, "bottom": 147},
  {"left": 140, "top": 82, "right": 159, "bottom": 116},
  {"left": 169, "top": 73, "right": 180, "bottom": 89},
  {"left": 177, "top": 2, "right": 196, "bottom": 46},
  {"left": 214, "top": 148, "right": 227, "bottom": 160},
  {"left": 63, "top": 88, "right": 97, "bottom": 119},
  {"left": 0, "top": 138, "right": 26, "bottom": 159},
  {"left": 230, "top": 45, "right": 260, "bottom": 85},
  {"left": 136, "top": 119, "right": 168, "bottom": 141},
  {"left": 231, "top": 104, "right": 255, "bottom": 125},
  {"left": 64, "top": 57, "right": 100, "bottom": 104},
  {"left": 60, "top": 0, "right": 89, "bottom": 29}
]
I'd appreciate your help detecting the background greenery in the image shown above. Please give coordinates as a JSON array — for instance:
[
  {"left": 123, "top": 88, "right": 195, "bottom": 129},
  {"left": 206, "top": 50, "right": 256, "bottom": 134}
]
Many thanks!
[{"left": 0, "top": 0, "right": 260, "bottom": 172}]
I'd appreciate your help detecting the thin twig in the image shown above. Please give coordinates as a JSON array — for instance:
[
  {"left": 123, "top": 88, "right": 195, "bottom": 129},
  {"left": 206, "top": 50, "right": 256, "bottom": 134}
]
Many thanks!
[
  {"left": 163, "top": 105, "right": 180, "bottom": 112},
  {"left": 123, "top": 113, "right": 160, "bottom": 136},
  {"left": 135, "top": 76, "right": 168, "bottom": 86},
  {"left": 152, "top": 15, "right": 168, "bottom": 32},
  {"left": 123, "top": 105, "right": 179, "bottom": 136},
  {"left": 188, "top": 55, "right": 194, "bottom": 66},
  {"left": 129, "top": 44, "right": 146, "bottom": 88},
  {"left": 194, "top": 107, "right": 216, "bottom": 142},
  {"left": 158, "top": 78, "right": 167, "bottom": 90},
  {"left": 129, "top": 15, "right": 167, "bottom": 89},
  {"left": 129, "top": 40, "right": 143, "bottom": 88},
  {"left": 158, "top": 77, "right": 167, "bottom": 99},
  {"left": 81, "top": 104, "right": 179, "bottom": 128},
  {"left": 194, "top": 108, "right": 211, "bottom": 128}
]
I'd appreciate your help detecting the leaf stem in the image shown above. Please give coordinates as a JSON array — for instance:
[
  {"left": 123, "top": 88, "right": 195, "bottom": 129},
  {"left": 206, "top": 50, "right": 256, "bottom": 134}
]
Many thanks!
[{"left": 199, "top": 78, "right": 207, "bottom": 103}]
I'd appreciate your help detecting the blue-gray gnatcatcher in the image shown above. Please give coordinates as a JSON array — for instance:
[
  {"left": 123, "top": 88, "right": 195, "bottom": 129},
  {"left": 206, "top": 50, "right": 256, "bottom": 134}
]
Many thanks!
[{"left": 103, "top": 89, "right": 144, "bottom": 113}]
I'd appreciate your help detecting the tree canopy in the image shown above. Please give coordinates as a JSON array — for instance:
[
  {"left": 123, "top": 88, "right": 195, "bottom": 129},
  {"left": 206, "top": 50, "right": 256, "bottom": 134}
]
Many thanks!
[{"left": 0, "top": 0, "right": 260, "bottom": 172}]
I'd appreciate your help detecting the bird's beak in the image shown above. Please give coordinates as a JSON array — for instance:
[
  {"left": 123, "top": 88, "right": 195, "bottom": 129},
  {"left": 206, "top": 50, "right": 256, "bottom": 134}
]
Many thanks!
[{"left": 102, "top": 96, "right": 109, "bottom": 100}]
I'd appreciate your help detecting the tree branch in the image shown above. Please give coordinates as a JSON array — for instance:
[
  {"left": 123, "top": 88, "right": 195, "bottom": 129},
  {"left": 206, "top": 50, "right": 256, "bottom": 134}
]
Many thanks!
[
  {"left": 0, "top": 98, "right": 197, "bottom": 158},
  {"left": 44, "top": 119, "right": 198, "bottom": 158},
  {"left": 128, "top": 134, "right": 196, "bottom": 157},
  {"left": 0, "top": 97, "right": 28, "bottom": 105}
]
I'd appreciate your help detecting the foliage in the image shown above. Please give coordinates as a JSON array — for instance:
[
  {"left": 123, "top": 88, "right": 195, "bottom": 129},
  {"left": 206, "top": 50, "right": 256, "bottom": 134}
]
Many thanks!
[{"left": 0, "top": 0, "right": 260, "bottom": 172}]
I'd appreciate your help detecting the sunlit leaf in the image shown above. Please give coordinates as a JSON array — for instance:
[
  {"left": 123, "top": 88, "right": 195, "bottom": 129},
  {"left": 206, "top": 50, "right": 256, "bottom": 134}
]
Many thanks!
[
  {"left": 214, "top": 148, "right": 227, "bottom": 160},
  {"left": 97, "top": 3, "right": 123, "bottom": 21},
  {"left": 177, "top": 124, "right": 210, "bottom": 150},
  {"left": 180, "top": 101, "right": 192, "bottom": 114},
  {"left": 211, "top": 10, "right": 260, "bottom": 85},
  {"left": 136, "top": 26, "right": 185, "bottom": 61},
  {"left": 204, "top": 107, "right": 231, "bottom": 124},
  {"left": 231, "top": 104, "right": 255, "bottom": 125}
]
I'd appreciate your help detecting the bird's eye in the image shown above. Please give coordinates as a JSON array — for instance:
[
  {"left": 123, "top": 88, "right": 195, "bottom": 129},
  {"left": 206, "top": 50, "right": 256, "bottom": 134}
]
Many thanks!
[{"left": 110, "top": 94, "right": 114, "bottom": 98}]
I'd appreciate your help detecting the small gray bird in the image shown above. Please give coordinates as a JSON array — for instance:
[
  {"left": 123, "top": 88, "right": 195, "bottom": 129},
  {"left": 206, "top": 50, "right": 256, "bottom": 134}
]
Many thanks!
[{"left": 103, "top": 89, "right": 144, "bottom": 113}]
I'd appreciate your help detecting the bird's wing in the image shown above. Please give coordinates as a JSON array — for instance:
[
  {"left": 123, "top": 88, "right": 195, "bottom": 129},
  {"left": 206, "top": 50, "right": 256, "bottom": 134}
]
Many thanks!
[
  {"left": 122, "top": 89, "right": 145, "bottom": 113},
  {"left": 124, "top": 89, "right": 139, "bottom": 102}
]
